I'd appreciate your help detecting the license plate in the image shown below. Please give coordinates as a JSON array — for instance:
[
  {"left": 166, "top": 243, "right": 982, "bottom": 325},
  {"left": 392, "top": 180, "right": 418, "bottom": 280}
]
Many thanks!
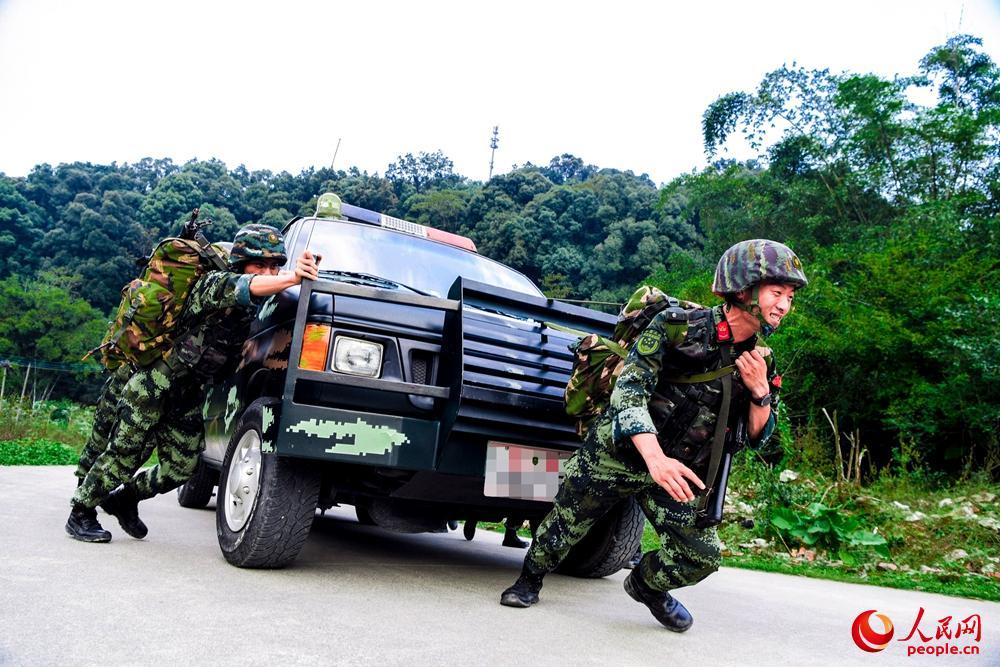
[{"left": 484, "top": 442, "right": 570, "bottom": 502}]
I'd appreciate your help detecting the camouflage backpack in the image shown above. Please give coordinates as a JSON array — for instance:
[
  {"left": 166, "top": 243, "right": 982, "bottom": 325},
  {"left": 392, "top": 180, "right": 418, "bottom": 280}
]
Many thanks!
[
  {"left": 564, "top": 285, "right": 703, "bottom": 436},
  {"left": 92, "top": 237, "right": 229, "bottom": 370}
]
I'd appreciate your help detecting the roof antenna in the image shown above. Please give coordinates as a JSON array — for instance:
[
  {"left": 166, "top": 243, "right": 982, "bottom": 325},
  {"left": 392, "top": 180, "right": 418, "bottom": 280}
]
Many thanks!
[{"left": 330, "top": 137, "right": 342, "bottom": 170}]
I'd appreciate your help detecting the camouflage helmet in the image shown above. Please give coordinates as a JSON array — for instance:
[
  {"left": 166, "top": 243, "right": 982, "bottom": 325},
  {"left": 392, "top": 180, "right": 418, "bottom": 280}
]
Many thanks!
[
  {"left": 229, "top": 224, "right": 287, "bottom": 268},
  {"left": 713, "top": 239, "right": 808, "bottom": 294}
]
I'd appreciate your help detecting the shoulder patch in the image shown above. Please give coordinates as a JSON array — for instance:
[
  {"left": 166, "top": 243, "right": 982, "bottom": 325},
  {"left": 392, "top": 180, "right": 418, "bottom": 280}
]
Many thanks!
[{"left": 636, "top": 329, "right": 661, "bottom": 356}]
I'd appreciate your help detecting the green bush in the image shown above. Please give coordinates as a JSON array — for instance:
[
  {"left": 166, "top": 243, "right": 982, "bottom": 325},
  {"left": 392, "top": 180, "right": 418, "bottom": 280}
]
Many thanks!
[
  {"left": 770, "top": 502, "right": 890, "bottom": 565},
  {"left": 0, "top": 437, "right": 79, "bottom": 465}
]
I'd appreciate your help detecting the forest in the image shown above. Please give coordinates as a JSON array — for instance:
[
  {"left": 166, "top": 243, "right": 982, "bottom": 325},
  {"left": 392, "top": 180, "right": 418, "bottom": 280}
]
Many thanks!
[{"left": 0, "top": 35, "right": 996, "bottom": 480}]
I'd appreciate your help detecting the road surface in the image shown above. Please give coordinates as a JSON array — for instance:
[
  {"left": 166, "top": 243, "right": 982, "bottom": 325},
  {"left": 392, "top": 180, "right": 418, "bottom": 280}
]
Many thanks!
[{"left": 1, "top": 466, "right": 996, "bottom": 666}]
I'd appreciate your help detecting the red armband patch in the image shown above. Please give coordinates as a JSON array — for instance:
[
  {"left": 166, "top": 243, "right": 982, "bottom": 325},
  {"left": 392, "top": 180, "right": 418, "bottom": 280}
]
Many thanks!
[{"left": 716, "top": 319, "right": 731, "bottom": 342}]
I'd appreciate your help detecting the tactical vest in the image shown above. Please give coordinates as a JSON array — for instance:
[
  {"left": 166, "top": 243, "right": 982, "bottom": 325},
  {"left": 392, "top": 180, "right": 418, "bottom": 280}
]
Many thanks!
[
  {"left": 166, "top": 279, "right": 257, "bottom": 382},
  {"left": 646, "top": 307, "right": 757, "bottom": 477}
]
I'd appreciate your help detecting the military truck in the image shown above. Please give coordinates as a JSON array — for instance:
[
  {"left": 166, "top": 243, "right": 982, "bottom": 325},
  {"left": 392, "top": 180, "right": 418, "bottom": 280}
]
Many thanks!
[{"left": 178, "top": 193, "right": 644, "bottom": 576}]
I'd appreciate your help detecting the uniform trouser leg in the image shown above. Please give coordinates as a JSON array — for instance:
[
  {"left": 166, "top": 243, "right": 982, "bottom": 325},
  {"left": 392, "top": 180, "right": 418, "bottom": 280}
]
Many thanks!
[
  {"left": 75, "top": 365, "right": 132, "bottom": 480},
  {"left": 127, "top": 400, "right": 204, "bottom": 501},
  {"left": 522, "top": 422, "right": 721, "bottom": 590},
  {"left": 72, "top": 363, "right": 172, "bottom": 508},
  {"left": 634, "top": 487, "right": 722, "bottom": 592},
  {"left": 523, "top": 432, "right": 646, "bottom": 574}
]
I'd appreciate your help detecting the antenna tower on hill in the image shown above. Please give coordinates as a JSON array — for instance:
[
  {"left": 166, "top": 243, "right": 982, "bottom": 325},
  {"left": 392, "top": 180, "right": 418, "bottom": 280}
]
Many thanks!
[{"left": 488, "top": 126, "right": 500, "bottom": 180}]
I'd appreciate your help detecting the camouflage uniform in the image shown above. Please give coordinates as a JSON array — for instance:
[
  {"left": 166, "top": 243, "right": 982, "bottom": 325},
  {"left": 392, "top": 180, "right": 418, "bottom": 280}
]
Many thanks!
[
  {"left": 76, "top": 364, "right": 132, "bottom": 481},
  {"left": 524, "top": 305, "right": 780, "bottom": 592},
  {"left": 73, "top": 270, "right": 261, "bottom": 508}
]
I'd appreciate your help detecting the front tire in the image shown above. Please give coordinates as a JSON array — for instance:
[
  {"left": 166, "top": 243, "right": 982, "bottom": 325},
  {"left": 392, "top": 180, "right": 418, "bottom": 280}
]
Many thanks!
[
  {"left": 176, "top": 458, "right": 217, "bottom": 509},
  {"left": 216, "top": 399, "right": 320, "bottom": 568},
  {"left": 555, "top": 498, "right": 644, "bottom": 578}
]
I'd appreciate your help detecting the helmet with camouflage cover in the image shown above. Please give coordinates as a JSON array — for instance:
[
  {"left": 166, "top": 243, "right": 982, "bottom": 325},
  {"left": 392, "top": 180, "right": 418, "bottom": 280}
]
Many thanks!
[
  {"left": 229, "top": 224, "right": 287, "bottom": 269},
  {"left": 713, "top": 239, "right": 807, "bottom": 295},
  {"left": 714, "top": 239, "right": 807, "bottom": 337}
]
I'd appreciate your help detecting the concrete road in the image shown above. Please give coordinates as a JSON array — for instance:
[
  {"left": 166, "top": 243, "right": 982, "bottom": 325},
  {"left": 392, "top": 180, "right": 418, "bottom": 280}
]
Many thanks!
[{"left": 0, "top": 466, "right": 997, "bottom": 666}]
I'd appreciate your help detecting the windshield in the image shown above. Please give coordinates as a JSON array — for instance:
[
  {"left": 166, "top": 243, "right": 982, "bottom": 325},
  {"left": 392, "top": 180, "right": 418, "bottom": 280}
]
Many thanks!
[{"left": 294, "top": 219, "right": 543, "bottom": 298}]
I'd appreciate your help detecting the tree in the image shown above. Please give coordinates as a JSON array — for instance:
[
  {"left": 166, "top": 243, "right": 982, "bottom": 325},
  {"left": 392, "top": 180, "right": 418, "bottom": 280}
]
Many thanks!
[
  {"left": 181, "top": 159, "right": 242, "bottom": 215},
  {"left": 324, "top": 169, "right": 398, "bottom": 214},
  {"left": 36, "top": 190, "right": 149, "bottom": 313},
  {"left": 386, "top": 151, "right": 460, "bottom": 193},
  {"left": 541, "top": 154, "right": 597, "bottom": 184},
  {"left": 691, "top": 35, "right": 1000, "bottom": 475},
  {"left": 0, "top": 271, "right": 106, "bottom": 362},
  {"left": 400, "top": 189, "right": 470, "bottom": 233},
  {"left": 258, "top": 208, "right": 293, "bottom": 229},
  {"left": 197, "top": 204, "right": 239, "bottom": 242},
  {"left": 702, "top": 35, "right": 998, "bottom": 209},
  {"left": 0, "top": 178, "right": 47, "bottom": 277},
  {"left": 129, "top": 157, "right": 179, "bottom": 194},
  {"left": 138, "top": 173, "right": 204, "bottom": 236}
]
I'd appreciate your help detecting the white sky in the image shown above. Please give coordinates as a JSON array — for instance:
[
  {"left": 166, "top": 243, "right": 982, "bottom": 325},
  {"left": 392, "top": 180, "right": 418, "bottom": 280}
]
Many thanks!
[{"left": 1, "top": 0, "right": 998, "bottom": 185}]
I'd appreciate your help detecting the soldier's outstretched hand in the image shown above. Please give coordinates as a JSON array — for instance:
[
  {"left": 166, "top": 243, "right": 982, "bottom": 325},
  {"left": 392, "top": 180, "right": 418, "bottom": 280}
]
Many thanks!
[
  {"left": 295, "top": 250, "right": 321, "bottom": 282},
  {"left": 645, "top": 454, "right": 705, "bottom": 503},
  {"left": 631, "top": 433, "right": 705, "bottom": 502}
]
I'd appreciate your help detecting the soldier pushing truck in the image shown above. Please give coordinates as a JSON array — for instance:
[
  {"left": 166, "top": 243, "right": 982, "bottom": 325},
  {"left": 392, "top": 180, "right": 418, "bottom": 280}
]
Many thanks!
[{"left": 67, "top": 223, "right": 319, "bottom": 542}]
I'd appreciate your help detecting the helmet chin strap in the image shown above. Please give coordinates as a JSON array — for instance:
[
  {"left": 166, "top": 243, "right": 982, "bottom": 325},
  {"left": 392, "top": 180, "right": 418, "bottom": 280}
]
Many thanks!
[
  {"left": 731, "top": 285, "right": 776, "bottom": 337},
  {"left": 757, "top": 316, "right": 776, "bottom": 338}
]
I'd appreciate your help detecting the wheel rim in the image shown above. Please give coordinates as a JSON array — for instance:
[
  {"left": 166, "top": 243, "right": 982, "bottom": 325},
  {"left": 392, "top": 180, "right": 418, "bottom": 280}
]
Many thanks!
[{"left": 224, "top": 429, "right": 263, "bottom": 532}]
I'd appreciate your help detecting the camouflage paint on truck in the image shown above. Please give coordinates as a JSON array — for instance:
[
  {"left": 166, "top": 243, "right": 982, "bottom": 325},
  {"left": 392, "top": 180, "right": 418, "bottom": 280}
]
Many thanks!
[{"left": 278, "top": 403, "right": 439, "bottom": 469}]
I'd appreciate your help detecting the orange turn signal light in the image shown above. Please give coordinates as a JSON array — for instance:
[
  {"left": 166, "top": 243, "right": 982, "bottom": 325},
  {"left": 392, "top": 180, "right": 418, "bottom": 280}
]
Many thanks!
[{"left": 299, "top": 323, "right": 331, "bottom": 370}]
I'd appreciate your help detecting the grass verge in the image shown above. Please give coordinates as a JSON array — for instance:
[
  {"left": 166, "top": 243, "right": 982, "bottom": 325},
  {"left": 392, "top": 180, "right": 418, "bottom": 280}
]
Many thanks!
[
  {"left": 640, "top": 522, "right": 998, "bottom": 602},
  {"left": 723, "top": 552, "right": 1000, "bottom": 602},
  {"left": 0, "top": 438, "right": 79, "bottom": 465}
]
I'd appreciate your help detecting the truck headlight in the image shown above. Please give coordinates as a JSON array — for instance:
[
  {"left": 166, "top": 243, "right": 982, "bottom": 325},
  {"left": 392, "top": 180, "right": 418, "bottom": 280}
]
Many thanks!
[{"left": 332, "top": 336, "right": 383, "bottom": 378}]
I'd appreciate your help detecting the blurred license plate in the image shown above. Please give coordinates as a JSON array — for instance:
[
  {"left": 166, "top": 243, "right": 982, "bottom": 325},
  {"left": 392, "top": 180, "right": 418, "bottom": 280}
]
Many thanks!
[{"left": 484, "top": 442, "right": 570, "bottom": 502}]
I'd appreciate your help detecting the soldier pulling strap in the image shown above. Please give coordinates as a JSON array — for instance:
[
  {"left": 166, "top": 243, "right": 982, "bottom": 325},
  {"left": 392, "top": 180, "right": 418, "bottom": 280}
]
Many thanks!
[{"left": 694, "top": 322, "right": 733, "bottom": 527}]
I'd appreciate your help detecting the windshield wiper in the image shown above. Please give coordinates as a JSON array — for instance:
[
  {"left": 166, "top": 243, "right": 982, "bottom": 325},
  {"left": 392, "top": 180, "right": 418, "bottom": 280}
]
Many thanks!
[
  {"left": 318, "top": 270, "right": 432, "bottom": 296},
  {"left": 465, "top": 304, "right": 531, "bottom": 322}
]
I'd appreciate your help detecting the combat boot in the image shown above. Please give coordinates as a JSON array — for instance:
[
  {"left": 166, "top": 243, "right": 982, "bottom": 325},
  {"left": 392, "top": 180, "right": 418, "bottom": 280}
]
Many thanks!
[
  {"left": 499, "top": 567, "right": 544, "bottom": 607},
  {"left": 65, "top": 504, "right": 112, "bottom": 543},
  {"left": 100, "top": 485, "right": 148, "bottom": 539},
  {"left": 624, "top": 569, "right": 693, "bottom": 632},
  {"left": 502, "top": 527, "right": 528, "bottom": 548}
]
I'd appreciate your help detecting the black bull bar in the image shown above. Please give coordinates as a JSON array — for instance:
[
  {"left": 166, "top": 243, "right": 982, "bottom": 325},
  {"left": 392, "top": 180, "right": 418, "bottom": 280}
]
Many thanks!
[{"left": 284, "top": 277, "right": 617, "bottom": 452}]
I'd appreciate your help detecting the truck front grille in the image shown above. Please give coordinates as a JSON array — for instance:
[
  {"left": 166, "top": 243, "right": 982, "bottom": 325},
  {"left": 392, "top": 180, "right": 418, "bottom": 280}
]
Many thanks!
[{"left": 442, "top": 280, "right": 616, "bottom": 450}]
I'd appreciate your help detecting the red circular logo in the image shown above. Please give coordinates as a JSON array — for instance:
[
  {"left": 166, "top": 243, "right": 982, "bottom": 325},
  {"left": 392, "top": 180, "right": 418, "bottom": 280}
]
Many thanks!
[{"left": 852, "top": 610, "right": 895, "bottom": 652}]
